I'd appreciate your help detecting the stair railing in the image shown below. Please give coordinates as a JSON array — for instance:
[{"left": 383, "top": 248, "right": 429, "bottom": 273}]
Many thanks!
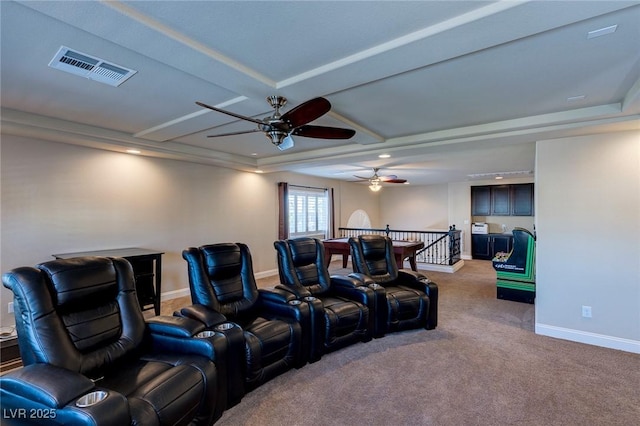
[{"left": 338, "top": 225, "right": 461, "bottom": 266}]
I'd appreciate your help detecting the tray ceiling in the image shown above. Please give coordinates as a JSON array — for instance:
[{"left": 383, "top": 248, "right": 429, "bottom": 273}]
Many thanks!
[{"left": 1, "top": 1, "right": 639, "bottom": 185}]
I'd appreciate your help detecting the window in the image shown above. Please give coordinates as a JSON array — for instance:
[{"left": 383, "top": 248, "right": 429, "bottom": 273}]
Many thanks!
[
  {"left": 346, "top": 209, "right": 372, "bottom": 229},
  {"left": 288, "top": 186, "right": 329, "bottom": 238}
]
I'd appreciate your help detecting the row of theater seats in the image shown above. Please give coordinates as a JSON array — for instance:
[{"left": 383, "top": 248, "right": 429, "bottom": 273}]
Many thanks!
[{"left": 0, "top": 235, "right": 438, "bottom": 425}]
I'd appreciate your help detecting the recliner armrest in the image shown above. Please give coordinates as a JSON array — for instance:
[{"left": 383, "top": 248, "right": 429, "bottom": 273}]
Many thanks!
[
  {"left": 397, "top": 271, "right": 438, "bottom": 330},
  {"left": 147, "top": 315, "right": 206, "bottom": 337},
  {"left": 348, "top": 272, "right": 375, "bottom": 286},
  {"left": 258, "top": 288, "right": 309, "bottom": 322},
  {"left": 330, "top": 274, "right": 373, "bottom": 300},
  {"left": 259, "top": 287, "right": 314, "bottom": 366},
  {"left": 398, "top": 269, "right": 428, "bottom": 283},
  {"left": 147, "top": 313, "right": 229, "bottom": 363},
  {"left": 259, "top": 287, "right": 300, "bottom": 304},
  {"left": 330, "top": 274, "right": 365, "bottom": 289},
  {"left": 330, "top": 274, "right": 375, "bottom": 308},
  {"left": 0, "top": 364, "right": 94, "bottom": 408},
  {"left": 272, "top": 284, "right": 312, "bottom": 299},
  {"left": 1, "top": 364, "right": 131, "bottom": 425},
  {"left": 397, "top": 270, "right": 435, "bottom": 296},
  {"left": 175, "top": 304, "right": 228, "bottom": 329}
]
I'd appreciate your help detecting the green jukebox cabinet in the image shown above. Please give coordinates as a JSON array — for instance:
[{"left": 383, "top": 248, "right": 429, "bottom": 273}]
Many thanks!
[{"left": 492, "top": 228, "right": 536, "bottom": 304}]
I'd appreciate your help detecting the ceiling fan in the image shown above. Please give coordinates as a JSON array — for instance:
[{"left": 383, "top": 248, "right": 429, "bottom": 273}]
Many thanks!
[
  {"left": 354, "top": 168, "right": 407, "bottom": 192},
  {"left": 196, "top": 96, "right": 355, "bottom": 151}
]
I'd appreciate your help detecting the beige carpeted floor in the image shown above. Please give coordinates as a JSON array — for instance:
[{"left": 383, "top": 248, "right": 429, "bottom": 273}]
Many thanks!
[{"left": 163, "top": 260, "right": 640, "bottom": 426}]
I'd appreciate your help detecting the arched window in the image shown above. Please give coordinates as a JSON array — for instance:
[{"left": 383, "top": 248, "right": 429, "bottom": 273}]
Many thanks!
[{"left": 347, "top": 209, "right": 371, "bottom": 229}]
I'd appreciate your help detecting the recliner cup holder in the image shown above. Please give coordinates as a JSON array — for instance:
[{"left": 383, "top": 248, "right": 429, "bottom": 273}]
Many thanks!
[
  {"left": 369, "top": 283, "right": 381, "bottom": 289},
  {"left": 302, "top": 296, "right": 317, "bottom": 302},
  {"left": 288, "top": 299, "right": 302, "bottom": 305},
  {"left": 76, "top": 390, "right": 108, "bottom": 407},
  {"left": 214, "top": 322, "right": 235, "bottom": 332},
  {"left": 195, "top": 330, "right": 217, "bottom": 338}
]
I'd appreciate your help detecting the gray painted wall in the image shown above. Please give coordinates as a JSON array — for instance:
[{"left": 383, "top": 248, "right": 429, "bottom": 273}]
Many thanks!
[{"left": 2, "top": 129, "right": 639, "bottom": 353}]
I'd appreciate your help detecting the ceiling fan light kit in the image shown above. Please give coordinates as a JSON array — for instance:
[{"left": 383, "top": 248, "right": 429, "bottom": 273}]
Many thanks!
[{"left": 197, "top": 96, "right": 355, "bottom": 151}]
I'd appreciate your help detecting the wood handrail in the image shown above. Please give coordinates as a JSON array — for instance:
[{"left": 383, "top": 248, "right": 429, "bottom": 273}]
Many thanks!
[{"left": 338, "top": 225, "right": 461, "bottom": 266}]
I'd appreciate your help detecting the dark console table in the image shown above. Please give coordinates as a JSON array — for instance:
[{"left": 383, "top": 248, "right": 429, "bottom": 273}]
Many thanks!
[
  {"left": 0, "top": 334, "right": 21, "bottom": 373},
  {"left": 52, "top": 248, "right": 164, "bottom": 315}
]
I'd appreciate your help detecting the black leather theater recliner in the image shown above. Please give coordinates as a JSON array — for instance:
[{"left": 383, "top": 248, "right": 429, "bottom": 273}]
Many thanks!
[
  {"left": 274, "top": 237, "right": 372, "bottom": 360},
  {"left": 1, "top": 256, "right": 222, "bottom": 426},
  {"left": 349, "top": 235, "right": 439, "bottom": 332},
  {"left": 179, "top": 243, "right": 304, "bottom": 406}
]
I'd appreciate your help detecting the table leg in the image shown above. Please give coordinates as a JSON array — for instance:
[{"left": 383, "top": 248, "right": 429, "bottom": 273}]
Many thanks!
[
  {"left": 409, "top": 254, "right": 417, "bottom": 271},
  {"left": 324, "top": 250, "right": 332, "bottom": 269},
  {"left": 394, "top": 254, "right": 403, "bottom": 270},
  {"left": 154, "top": 254, "right": 162, "bottom": 316}
]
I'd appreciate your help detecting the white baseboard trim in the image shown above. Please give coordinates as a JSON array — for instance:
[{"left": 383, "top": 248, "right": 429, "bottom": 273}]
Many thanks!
[
  {"left": 255, "top": 268, "right": 279, "bottom": 279},
  {"left": 158, "top": 261, "right": 468, "bottom": 302},
  {"left": 536, "top": 323, "right": 640, "bottom": 354},
  {"left": 160, "top": 288, "right": 190, "bottom": 302},
  {"left": 417, "top": 260, "right": 465, "bottom": 274}
]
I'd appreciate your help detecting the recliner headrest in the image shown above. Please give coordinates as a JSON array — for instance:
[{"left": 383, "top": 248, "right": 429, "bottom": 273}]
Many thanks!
[
  {"left": 358, "top": 235, "right": 388, "bottom": 260},
  {"left": 200, "top": 243, "right": 243, "bottom": 280},
  {"left": 38, "top": 256, "right": 118, "bottom": 311},
  {"left": 288, "top": 238, "right": 318, "bottom": 267}
]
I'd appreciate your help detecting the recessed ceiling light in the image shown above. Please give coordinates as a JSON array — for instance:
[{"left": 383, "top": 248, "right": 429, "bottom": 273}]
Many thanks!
[
  {"left": 567, "top": 95, "right": 586, "bottom": 102},
  {"left": 378, "top": 154, "right": 391, "bottom": 158},
  {"left": 495, "top": 176, "right": 504, "bottom": 180},
  {"left": 126, "top": 149, "right": 141, "bottom": 154},
  {"left": 587, "top": 24, "right": 617, "bottom": 39},
  {"left": 255, "top": 169, "right": 264, "bottom": 174}
]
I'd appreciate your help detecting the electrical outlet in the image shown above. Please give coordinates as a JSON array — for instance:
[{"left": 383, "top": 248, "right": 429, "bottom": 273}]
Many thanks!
[
  {"left": 8, "top": 302, "right": 14, "bottom": 313},
  {"left": 581, "top": 305, "right": 592, "bottom": 318}
]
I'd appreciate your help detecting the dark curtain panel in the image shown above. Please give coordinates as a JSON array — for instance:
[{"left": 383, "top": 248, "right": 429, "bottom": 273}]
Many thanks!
[
  {"left": 329, "top": 187, "right": 335, "bottom": 239},
  {"left": 277, "top": 182, "right": 289, "bottom": 240}
]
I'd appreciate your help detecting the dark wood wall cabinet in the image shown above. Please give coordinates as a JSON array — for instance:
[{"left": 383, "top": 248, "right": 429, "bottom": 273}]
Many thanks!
[
  {"left": 471, "top": 183, "right": 534, "bottom": 216},
  {"left": 52, "top": 248, "right": 164, "bottom": 315},
  {"left": 472, "top": 234, "right": 513, "bottom": 260}
]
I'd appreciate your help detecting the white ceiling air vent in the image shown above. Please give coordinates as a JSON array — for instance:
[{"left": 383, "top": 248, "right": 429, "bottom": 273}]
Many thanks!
[{"left": 48, "top": 46, "right": 137, "bottom": 87}]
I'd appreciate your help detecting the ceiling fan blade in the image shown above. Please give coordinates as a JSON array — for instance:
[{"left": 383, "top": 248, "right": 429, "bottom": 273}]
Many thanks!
[
  {"left": 292, "top": 125, "right": 355, "bottom": 139},
  {"left": 206, "top": 129, "right": 262, "bottom": 138},
  {"left": 196, "top": 101, "right": 265, "bottom": 125},
  {"left": 382, "top": 178, "right": 407, "bottom": 184},
  {"left": 353, "top": 175, "right": 371, "bottom": 180},
  {"left": 281, "top": 97, "right": 331, "bottom": 128}
]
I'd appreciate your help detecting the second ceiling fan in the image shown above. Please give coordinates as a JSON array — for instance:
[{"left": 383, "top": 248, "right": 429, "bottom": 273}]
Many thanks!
[
  {"left": 354, "top": 168, "right": 407, "bottom": 192},
  {"left": 196, "top": 96, "right": 355, "bottom": 151}
]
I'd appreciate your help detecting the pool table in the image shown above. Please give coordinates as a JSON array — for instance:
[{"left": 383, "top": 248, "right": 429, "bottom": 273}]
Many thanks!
[{"left": 322, "top": 238, "right": 424, "bottom": 271}]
